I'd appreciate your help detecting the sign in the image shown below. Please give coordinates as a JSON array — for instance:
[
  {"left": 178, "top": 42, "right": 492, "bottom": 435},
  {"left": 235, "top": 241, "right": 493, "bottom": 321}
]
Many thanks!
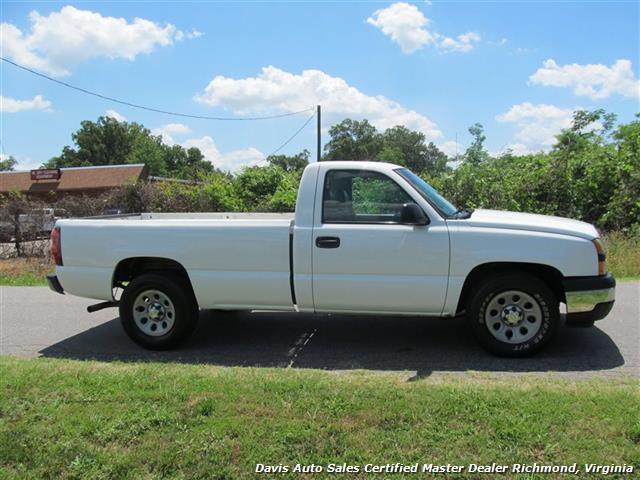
[{"left": 31, "top": 169, "right": 61, "bottom": 181}]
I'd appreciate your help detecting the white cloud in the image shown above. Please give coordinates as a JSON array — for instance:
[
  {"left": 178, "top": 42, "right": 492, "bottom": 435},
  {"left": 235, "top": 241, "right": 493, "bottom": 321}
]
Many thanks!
[
  {"left": 183, "top": 136, "right": 264, "bottom": 172},
  {"left": 439, "top": 31, "right": 481, "bottom": 53},
  {"left": 0, "top": 6, "right": 193, "bottom": 76},
  {"left": 491, "top": 37, "right": 508, "bottom": 47},
  {"left": 496, "top": 102, "right": 575, "bottom": 151},
  {"left": 218, "top": 148, "right": 265, "bottom": 172},
  {"left": 195, "top": 66, "right": 442, "bottom": 140},
  {"left": 174, "top": 29, "right": 202, "bottom": 41},
  {"left": 12, "top": 156, "right": 43, "bottom": 171},
  {"left": 366, "top": 2, "right": 435, "bottom": 54},
  {"left": 187, "top": 30, "right": 203, "bottom": 39},
  {"left": 0, "top": 94, "right": 52, "bottom": 112},
  {"left": 438, "top": 140, "right": 461, "bottom": 158},
  {"left": 529, "top": 59, "right": 640, "bottom": 100},
  {"left": 366, "top": 2, "right": 480, "bottom": 54},
  {"left": 151, "top": 123, "right": 191, "bottom": 144},
  {"left": 152, "top": 123, "right": 264, "bottom": 172},
  {"left": 105, "top": 109, "right": 126, "bottom": 122},
  {"left": 506, "top": 143, "right": 532, "bottom": 155}
]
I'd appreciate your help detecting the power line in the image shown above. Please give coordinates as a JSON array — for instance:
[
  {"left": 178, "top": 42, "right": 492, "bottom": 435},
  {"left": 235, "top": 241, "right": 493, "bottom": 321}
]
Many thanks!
[
  {"left": 0, "top": 56, "right": 314, "bottom": 121},
  {"left": 269, "top": 110, "right": 316, "bottom": 157}
]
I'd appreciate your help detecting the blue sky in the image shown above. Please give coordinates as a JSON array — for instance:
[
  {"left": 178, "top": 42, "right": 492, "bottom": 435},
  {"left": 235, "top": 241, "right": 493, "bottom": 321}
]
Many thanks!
[{"left": 1, "top": 1, "right": 638, "bottom": 172}]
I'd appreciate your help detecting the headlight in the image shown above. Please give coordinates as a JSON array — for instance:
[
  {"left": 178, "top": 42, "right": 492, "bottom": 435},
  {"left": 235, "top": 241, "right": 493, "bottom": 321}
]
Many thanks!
[{"left": 592, "top": 238, "right": 606, "bottom": 275}]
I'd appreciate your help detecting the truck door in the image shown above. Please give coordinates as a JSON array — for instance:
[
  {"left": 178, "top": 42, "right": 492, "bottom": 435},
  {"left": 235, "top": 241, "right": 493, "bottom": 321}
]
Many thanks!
[{"left": 311, "top": 168, "right": 449, "bottom": 315}]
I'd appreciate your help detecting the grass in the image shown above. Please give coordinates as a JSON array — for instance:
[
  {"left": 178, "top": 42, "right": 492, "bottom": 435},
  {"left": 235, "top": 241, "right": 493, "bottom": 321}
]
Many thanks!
[
  {"left": 0, "top": 357, "right": 638, "bottom": 479},
  {"left": 603, "top": 231, "right": 640, "bottom": 280},
  {"left": 0, "top": 257, "right": 51, "bottom": 286}
]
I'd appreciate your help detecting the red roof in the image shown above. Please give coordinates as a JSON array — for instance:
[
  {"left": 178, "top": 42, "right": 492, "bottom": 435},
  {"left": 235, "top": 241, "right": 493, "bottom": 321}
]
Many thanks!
[{"left": 0, "top": 164, "right": 147, "bottom": 194}]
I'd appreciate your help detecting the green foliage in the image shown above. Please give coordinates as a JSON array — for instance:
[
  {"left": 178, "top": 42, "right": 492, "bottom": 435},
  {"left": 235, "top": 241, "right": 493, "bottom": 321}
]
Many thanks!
[
  {"left": 434, "top": 110, "right": 639, "bottom": 231},
  {"left": 352, "top": 175, "right": 410, "bottom": 215},
  {"left": 269, "top": 169, "right": 301, "bottom": 212},
  {"left": 323, "top": 121, "right": 450, "bottom": 176},
  {"left": 464, "top": 123, "right": 489, "bottom": 165},
  {"left": 267, "top": 149, "right": 310, "bottom": 172},
  {"left": 45, "top": 116, "right": 213, "bottom": 179},
  {"left": 323, "top": 119, "right": 382, "bottom": 161},
  {"left": 381, "top": 126, "right": 430, "bottom": 173},
  {"left": 376, "top": 145, "right": 405, "bottom": 165},
  {"left": 233, "top": 165, "right": 286, "bottom": 211},
  {"left": 604, "top": 114, "right": 640, "bottom": 232},
  {"left": 0, "top": 155, "right": 18, "bottom": 171}
]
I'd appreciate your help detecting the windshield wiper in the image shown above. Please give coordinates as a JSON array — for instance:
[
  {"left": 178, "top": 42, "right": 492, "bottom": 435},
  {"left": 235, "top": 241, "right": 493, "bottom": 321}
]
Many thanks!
[{"left": 449, "top": 207, "right": 474, "bottom": 219}]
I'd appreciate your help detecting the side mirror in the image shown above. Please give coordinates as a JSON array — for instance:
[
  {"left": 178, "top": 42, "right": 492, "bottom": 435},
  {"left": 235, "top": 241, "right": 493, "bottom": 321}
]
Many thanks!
[{"left": 400, "top": 203, "right": 429, "bottom": 225}]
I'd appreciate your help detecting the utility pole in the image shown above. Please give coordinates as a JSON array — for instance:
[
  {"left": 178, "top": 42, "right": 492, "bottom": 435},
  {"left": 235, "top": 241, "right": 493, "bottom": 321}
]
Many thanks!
[{"left": 317, "top": 105, "right": 321, "bottom": 162}]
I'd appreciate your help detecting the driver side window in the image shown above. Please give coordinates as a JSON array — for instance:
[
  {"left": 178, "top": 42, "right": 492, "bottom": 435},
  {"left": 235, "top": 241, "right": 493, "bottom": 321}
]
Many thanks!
[{"left": 322, "top": 169, "right": 414, "bottom": 223}]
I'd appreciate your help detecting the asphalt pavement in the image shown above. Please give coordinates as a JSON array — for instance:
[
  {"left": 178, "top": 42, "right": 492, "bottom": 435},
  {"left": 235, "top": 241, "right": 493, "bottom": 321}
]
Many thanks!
[{"left": 1, "top": 282, "right": 638, "bottom": 378}]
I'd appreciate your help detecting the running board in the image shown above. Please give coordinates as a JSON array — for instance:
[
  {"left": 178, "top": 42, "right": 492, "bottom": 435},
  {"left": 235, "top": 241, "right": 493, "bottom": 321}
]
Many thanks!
[{"left": 87, "top": 301, "right": 119, "bottom": 313}]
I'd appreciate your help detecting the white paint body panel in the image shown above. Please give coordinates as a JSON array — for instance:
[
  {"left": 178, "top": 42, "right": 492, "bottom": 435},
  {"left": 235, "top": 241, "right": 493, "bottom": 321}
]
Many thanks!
[
  {"left": 56, "top": 161, "right": 601, "bottom": 317},
  {"left": 57, "top": 219, "right": 294, "bottom": 309},
  {"left": 308, "top": 162, "right": 450, "bottom": 314}
]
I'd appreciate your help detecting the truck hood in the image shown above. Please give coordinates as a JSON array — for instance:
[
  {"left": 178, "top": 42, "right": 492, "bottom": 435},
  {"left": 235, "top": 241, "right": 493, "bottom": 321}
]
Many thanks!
[{"left": 460, "top": 209, "right": 598, "bottom": 240}]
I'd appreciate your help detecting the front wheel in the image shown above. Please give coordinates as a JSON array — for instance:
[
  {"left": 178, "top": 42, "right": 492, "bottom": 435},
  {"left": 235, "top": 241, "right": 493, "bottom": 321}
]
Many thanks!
[
  {"left": 466, "top": 272, "right": 559, "bottom": 357},
  {"left": 119, "top": 273, "right": 198, "bottom": 350}
]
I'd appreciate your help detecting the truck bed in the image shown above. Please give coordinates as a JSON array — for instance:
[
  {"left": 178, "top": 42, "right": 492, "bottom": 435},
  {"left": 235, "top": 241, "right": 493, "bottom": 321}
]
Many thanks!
[{"left": 57, "top": 215, "right": 296, "bottom": 310}]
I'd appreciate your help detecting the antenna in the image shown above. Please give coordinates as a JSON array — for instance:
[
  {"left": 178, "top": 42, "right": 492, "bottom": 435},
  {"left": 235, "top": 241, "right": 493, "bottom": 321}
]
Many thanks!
[{"left": 317, "top": 105, "right": 322, "bottom": 162}]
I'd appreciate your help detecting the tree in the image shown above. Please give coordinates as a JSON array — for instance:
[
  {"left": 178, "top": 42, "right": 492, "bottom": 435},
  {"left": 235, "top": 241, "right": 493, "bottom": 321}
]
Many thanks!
[
  {"left": 604, "top": 113, "right": 640, "bottom": 231},
  {"left": 0, "top": 155, "right": 18, "bottom": 171},
  {"left": 323, "top": 119, "right": 383, "bottom": 161},
  {"left": 379, "top": 125, "right": 430, "bottom": 173},
  {"left": 45, "top": 116, "right": 212, "bottom": 179},
  {"left": 550, "top": 109, "right": 619, "bottom": 218},
  {"left": 376, "top": 145, "right": 405, "bottom": 165},
  {"left": 162, "top": 145, "right": 214, "bottom": 180},
  {"left": 425, "top": 142, "right": 450, "bottom": 175},
  {"left": 4, "top": 191, "right": 28, "bottom": 256},
  {"left": 464, "top": 123, "right": 489, "bottom": 165},
  {"left": 233, "top": 165, "right": 284, "bottom": 211},
  {"left": 267, "top": 149, "right": 310, "bottom": 172}
]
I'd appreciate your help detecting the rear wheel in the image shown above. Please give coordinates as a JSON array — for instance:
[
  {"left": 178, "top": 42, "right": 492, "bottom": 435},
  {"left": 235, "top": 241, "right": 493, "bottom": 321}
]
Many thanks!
[
  {"left": 466, "top": 272, "right": 559, "bottom": 357},
  {"left": 119, "top": 273, "right": 198, "bottom": 350}
]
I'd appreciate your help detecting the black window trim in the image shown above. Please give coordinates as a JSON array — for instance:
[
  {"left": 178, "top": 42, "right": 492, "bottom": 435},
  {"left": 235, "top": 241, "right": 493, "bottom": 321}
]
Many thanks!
[
  {"left": 394, "top": 168, "right": 450, "bottom": 220},
  {"left": 320, "top": 168, "right": 429, "bottom": 225}
]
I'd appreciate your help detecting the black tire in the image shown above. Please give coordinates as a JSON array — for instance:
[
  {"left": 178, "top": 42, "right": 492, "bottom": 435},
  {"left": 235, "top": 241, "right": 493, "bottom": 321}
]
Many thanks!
[
  {"left": 119, "top": 273, "right": 198, "bottom": 350},
  {"left": 466, "top": 271, "right": 559, "bottom": 357}
]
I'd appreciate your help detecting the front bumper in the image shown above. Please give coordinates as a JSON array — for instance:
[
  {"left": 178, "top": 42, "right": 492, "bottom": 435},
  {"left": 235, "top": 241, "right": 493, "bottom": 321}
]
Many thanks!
[
  {"left": 564, "top": 273, "right": 615, "bottom": 327},
  {"left": 47, "top": 274, "right": 64, "bottom": 295}
]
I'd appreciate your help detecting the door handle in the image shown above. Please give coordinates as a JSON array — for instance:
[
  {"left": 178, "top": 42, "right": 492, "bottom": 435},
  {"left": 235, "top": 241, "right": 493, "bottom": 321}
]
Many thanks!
[{"left": 315, "top": 236, "right": 340, "bottom": 248}]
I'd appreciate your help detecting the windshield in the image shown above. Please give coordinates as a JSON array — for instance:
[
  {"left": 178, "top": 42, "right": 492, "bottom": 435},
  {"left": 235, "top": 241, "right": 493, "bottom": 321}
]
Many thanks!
[{"left": 395, "top": 168, "right": 458, "bottom": 217}]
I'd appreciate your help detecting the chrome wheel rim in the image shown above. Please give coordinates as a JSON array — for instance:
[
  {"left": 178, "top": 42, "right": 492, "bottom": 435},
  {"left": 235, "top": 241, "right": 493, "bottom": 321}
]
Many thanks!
[
  {"left": 132, "top": 289, "right": 175, "bottom": 337},
  {"left": 484, "top": 290, "right": 542, "bottom": 344}
]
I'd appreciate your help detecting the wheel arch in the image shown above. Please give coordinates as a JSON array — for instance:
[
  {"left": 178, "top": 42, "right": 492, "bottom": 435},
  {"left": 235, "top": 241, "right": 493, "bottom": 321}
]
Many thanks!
[
  {"left": 112, "top": 257, "right": 197, "bottom": 306},
  {"left": 455, "top": 262, "right": 565, "bottom": 315}
]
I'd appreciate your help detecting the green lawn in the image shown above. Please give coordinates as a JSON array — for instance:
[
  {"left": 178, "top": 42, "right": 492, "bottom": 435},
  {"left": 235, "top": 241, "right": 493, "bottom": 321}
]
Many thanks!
[
  {"left": 0, "top": 272, "right": 47, "bottom": 286},
  {"left": 0, "top": 258, "right": 50, "bottom": 286},
  {"left": 603, "top": 231, "right": 640, "bottom": 280},
  {"left": 0, "top": 357, "right": 638, "bottom": 479}
]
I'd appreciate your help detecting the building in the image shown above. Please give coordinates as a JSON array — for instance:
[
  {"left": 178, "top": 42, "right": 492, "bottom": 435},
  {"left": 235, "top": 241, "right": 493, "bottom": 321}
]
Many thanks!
[{"left": 0, "top": 164, "right": 148, "bottom": 201}]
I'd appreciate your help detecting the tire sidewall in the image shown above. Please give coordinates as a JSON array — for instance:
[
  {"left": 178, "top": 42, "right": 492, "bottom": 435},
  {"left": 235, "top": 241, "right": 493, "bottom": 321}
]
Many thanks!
[
  {"left": 120, "top": 274, "right": 197, "bottom": 350},
  {"left": 468, "top": 273, "right": 559, "bottom": 357}
]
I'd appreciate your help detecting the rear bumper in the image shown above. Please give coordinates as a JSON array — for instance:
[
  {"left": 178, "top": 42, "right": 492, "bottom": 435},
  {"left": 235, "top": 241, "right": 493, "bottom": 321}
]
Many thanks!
[
  {"left": 46, "top": 274, "right": 64, "bottom": 295},
  {"left": 564, "top": 273, "right": 615, "bottom": 326}
]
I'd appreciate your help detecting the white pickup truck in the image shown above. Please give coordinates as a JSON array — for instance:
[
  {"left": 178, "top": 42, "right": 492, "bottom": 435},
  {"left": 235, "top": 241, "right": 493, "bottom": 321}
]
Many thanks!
[{"left": 47, "top": 161, "right": 615, "bottom": 356}]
